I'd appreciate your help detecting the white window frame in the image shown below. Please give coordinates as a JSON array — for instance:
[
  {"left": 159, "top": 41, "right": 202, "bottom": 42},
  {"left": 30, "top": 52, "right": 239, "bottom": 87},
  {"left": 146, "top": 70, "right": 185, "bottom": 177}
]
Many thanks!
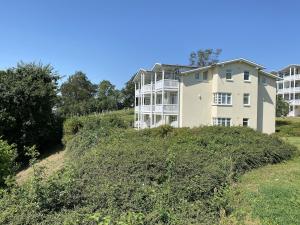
[
  {"left": 226, "top": 69, "right": 232, "bottom": 80},
  {"left": 243, "top": 93, "right": 250, "bottom": 106},
  {"left": 262, "top": 77, "right": 267, "bottom": 85},
  {"left": 213, "top": 92, "right": 232, "bottom": 105},
  {"left": 195, "top": 73, "right": 200, "bottom": 80},
  {"left": 213, "top": 117, "right": 231, "bottom": 127},
  {"left": 203, "top": 71, "right": 208, "bottom": 81},
  {"left": 243, "top": 118, "right": 249, "bottom": 127},
  {"left": 244, "top": 71, "right": 250, "bottom": 81},
  {"left": 169, "top": 115, "right": 177, "bottom": 123}
]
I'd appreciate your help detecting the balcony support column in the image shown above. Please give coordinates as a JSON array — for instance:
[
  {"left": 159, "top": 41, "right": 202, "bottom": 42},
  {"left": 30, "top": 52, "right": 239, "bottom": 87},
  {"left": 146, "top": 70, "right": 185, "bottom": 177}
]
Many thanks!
[
  {"left": 150, "top": 74, "right": 153, "bottom": 127},
  {"left": 294, "top": 67, "right": 296, "bottom": 116},
  {"left": 134, "top": 82, "right": 136, "bottom": 126},
  {"left": 141, "top": 73, "right": 145, "bottom": 128},
  {"left": 162, "top": 70, "right": 165, "bottom": 125},
  {"left": 137, "top": 82, "right": 141, "bottom": 129}
]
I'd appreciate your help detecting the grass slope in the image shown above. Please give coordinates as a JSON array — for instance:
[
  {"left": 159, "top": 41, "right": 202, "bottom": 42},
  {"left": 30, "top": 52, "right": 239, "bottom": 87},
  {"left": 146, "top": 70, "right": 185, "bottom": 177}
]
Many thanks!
[
  {"left": 16, "top": 145, "right": 65, "bottom": 185},
  {"left": 224, "top": 136, "right": 300, "bottom": 225}
]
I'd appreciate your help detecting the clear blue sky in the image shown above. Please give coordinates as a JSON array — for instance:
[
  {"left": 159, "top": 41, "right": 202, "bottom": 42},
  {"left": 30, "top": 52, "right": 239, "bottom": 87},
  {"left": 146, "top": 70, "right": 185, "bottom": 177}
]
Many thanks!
[{"left": 0, "top": 0, "right": 299, "bottom": 88}]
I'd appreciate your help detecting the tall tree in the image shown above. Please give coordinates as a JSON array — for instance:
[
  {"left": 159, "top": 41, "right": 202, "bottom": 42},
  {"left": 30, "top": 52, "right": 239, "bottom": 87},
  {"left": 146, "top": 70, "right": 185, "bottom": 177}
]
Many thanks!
[
  {"left": 276, "top": 95, "right": 289, "bottom": 117},
  {"left": 0, "top": 62, "right": 60, "bottom": 161},
  {"left": 121, "top": 74, "right": 135, "bottom": 108},
  {"left": 60, "top": 71, "right": 97, "bottom": 116},
  {"left": 189, "top": 48, "right": 222, "bottom": 67},
  {"left": 97, "top": 80, "right": 120, "bottom": 111}
]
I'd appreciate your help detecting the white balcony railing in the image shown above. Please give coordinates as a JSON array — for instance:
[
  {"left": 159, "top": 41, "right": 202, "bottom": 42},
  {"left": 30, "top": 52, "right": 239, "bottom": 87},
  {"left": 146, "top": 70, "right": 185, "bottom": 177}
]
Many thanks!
[
  {"left": 141, "top": 105, "right": 155, "bottom": 112},
  {"left": 155, "top": 79, "right": 179, "bottom": 90},
  {"left": 136, "top": 89, "right": 141, "bottom": 96},
  {"left": 277, "top": 87, "right": 300, "bottom": 93},
  {"left": 289, "top": 99, "right": 300, "bottom": 105},
  {"left": 135, "top": 104, "right": 179, "bottom": 114},
  {"left": 141, "top": 84, "right": 153, "bottom": 93},
  {"left": 155, "top": 104, "right": 178, "bottom": 113},
  {"left": 279, "top": 74, "right": 300, "bottom": 81},
  {"left": 134, "top": 121, "right": 150, "bottom": 129}
]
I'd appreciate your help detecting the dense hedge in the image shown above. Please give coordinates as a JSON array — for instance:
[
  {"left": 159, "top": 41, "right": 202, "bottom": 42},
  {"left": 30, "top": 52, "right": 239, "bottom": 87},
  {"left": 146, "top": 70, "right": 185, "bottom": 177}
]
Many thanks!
[{"left": 0, "top": 111, "right": 296, "bottom": 225}]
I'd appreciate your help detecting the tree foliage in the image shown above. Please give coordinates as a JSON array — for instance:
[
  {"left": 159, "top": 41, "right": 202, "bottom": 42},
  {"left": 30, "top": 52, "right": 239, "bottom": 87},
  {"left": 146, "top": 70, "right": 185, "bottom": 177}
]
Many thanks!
[
  {"left": 0, "top": 138, "right": 17, "bottom": 187},
  {"left": 97, "top": 80, "right": 120, "bottom": 111},
  {"left": 121, "top": 74, "right": 135, "bottom": 108},
  {"left": 276, "top": 95, "right": 289, "bottom": 117},
  {"left": 59, "top": 71, "right": 97, "bottom": 116},
  {"left": 189, "top": 48, "right": 222, "bottom": 67},
  {"left": 0, "top": 63, "right": 61, "bottom": 162}
]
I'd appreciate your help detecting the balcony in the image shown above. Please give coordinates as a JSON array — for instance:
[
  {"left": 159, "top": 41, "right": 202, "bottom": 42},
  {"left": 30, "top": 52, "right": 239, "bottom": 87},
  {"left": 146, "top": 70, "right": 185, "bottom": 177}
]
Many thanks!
[
  {"left": 277, "top": 87, "right": 300, "bottom": 94},
  {"left": 136, "top": 89, "right": 141, "bottom": 96},
  {"left": 135, "top": 104, "right": 179, "bottom": 114},
  {"left": 155, "top": 104, "right": 178, "bottom": 113},
  {"left": 279, "top": 74, "right": 300, "bottom": 81},
  {"left": 155, "top": 79, "right": 179, "bottom": 90},
  {"left": 289, "top": 99, "right": 300, "bottom": 105},
  {"left": 134, "top": 121, "right": 150, "bottom": 129},
  {"left": 141, "top": 84, "right": 153, "bottom": 93}
]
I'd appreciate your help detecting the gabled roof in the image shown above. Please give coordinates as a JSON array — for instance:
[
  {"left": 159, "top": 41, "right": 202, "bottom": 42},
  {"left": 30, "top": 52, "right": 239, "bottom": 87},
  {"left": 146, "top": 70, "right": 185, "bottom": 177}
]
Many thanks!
[
  {"left": 181, "top": 58, "right": 266, "bottom": 74},
  {"left": 278, "top": 64, "right": 300, "bottom": 72},
  {"left": 133, "top": 68, "right": 154, "bottom": 81},
  {"left": 181, "top": 58, "right": 278, "bottom": 79},
  {"left": 151, "top": 63, "right": 198, "bottom": 71},
  {"left": 258, "top": 70, "right": 280, "bottom": 79}
]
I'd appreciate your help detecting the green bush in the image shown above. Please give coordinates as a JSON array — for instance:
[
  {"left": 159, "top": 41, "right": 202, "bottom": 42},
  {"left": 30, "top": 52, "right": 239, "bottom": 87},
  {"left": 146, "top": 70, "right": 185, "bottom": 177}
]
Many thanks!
[
  {"left": 276, "top": 118, "right": 300, "bottom": 137},
  {"left": 0, "top": 115, "right": 296, "bottom": 224},
  {"left": 0, "top": 138, "right": 17, "bottom": 187},
  {"left": 63, "top": 110, "right": 133, "bottom": 144}
]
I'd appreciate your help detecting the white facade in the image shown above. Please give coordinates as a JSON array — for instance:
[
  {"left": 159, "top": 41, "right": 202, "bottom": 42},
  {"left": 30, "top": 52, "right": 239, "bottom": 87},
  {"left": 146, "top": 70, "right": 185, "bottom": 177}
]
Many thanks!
[
  {"left": 134, "top": 59, "right": 278, "bottom": 134},
  {"left": 134, "top": 64, "right": 195, "bottom": 129},
  {"left": 277, "top": 65, "right": 300, "bottom": 116}
]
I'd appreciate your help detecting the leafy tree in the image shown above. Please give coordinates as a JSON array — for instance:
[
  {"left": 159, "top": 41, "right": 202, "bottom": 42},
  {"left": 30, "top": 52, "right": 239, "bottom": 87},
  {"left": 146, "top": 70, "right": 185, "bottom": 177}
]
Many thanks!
[
  {"left": 0, "top": 62, "right": 60, "bottom": 162},
  {"left": 97, "top": 80, "right": 120, "bottom": 111},
  {"left": 0, "top": 138, "right": 17, "bottom": 187},
  {"left": 121, "top": 74, "right": 136, "bottom": 108},
  {"left": 60, "top": 71, "right": 97, "bottom": 116},
  {"left": 189, "top": 48, "right": 222, "bottom": 67},
  {"left": 276, "top": 95, "right": 289, "bottom": 117}
]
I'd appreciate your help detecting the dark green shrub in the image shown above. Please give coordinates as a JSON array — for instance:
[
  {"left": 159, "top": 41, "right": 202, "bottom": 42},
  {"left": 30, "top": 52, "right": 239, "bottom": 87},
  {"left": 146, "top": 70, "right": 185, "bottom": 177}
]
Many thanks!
[
  {"left": 0, "top": 138, "right": 17, "bottom": 187},
  {"left": 0, "top": 118, "right": 296, "bottom": 224}
]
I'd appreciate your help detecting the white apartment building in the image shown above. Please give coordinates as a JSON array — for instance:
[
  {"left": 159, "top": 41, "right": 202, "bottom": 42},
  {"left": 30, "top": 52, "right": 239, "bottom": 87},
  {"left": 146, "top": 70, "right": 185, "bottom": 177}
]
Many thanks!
[
  {"left": 276, "top": 65, "right": 300, "bottom": 116},
  {"left": 134, "top": 58, "right": 278, "bottom": 134}
]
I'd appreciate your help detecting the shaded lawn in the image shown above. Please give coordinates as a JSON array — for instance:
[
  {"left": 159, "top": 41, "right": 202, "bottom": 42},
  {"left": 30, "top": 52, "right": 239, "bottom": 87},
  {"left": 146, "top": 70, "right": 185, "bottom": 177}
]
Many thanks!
[{"left": 224, "top": 137, "right": 300, "bottom": 225}]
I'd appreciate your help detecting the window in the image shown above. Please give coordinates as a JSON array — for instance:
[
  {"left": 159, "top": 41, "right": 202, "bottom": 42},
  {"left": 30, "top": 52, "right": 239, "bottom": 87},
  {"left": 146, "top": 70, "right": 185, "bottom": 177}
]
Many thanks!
[
  {"left": 169, "top": 115, "right": 177, "bottom": 123},
  {"left": 226, "top": 69, "right": 232, "bottom": 80},
  {"left": 244, "top": 71, "right": 250, "bottom": 81},
  {"left": 195, "top": 73, "right": 200, "bottom": 80},
  {"left": 243, "top": 93, "right": 250, "bottom": 105},
  {"left": 213, "top": 93, "right": 232, "bottom": 105},
  {"left": 243, "top": 118, "right": 249, "bottom": 127},
  {"left": 213, "top": 118, "right": 231, "bottom": 127},
  {"left": 262, "top": 77, "right": 267, "bottom": 85},
  {"left": 203, "top": 71, "right": 208, "bottom": 80}
]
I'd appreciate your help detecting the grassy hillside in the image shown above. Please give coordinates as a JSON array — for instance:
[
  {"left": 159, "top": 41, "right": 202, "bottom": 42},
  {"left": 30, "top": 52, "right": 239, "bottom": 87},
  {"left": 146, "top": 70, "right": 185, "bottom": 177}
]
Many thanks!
[
  {"left": 0, "top": 111, "right": 296, "bottom": 225},
  {"left": 223, "top": 119, "right": 300, "bottom": 225}
]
